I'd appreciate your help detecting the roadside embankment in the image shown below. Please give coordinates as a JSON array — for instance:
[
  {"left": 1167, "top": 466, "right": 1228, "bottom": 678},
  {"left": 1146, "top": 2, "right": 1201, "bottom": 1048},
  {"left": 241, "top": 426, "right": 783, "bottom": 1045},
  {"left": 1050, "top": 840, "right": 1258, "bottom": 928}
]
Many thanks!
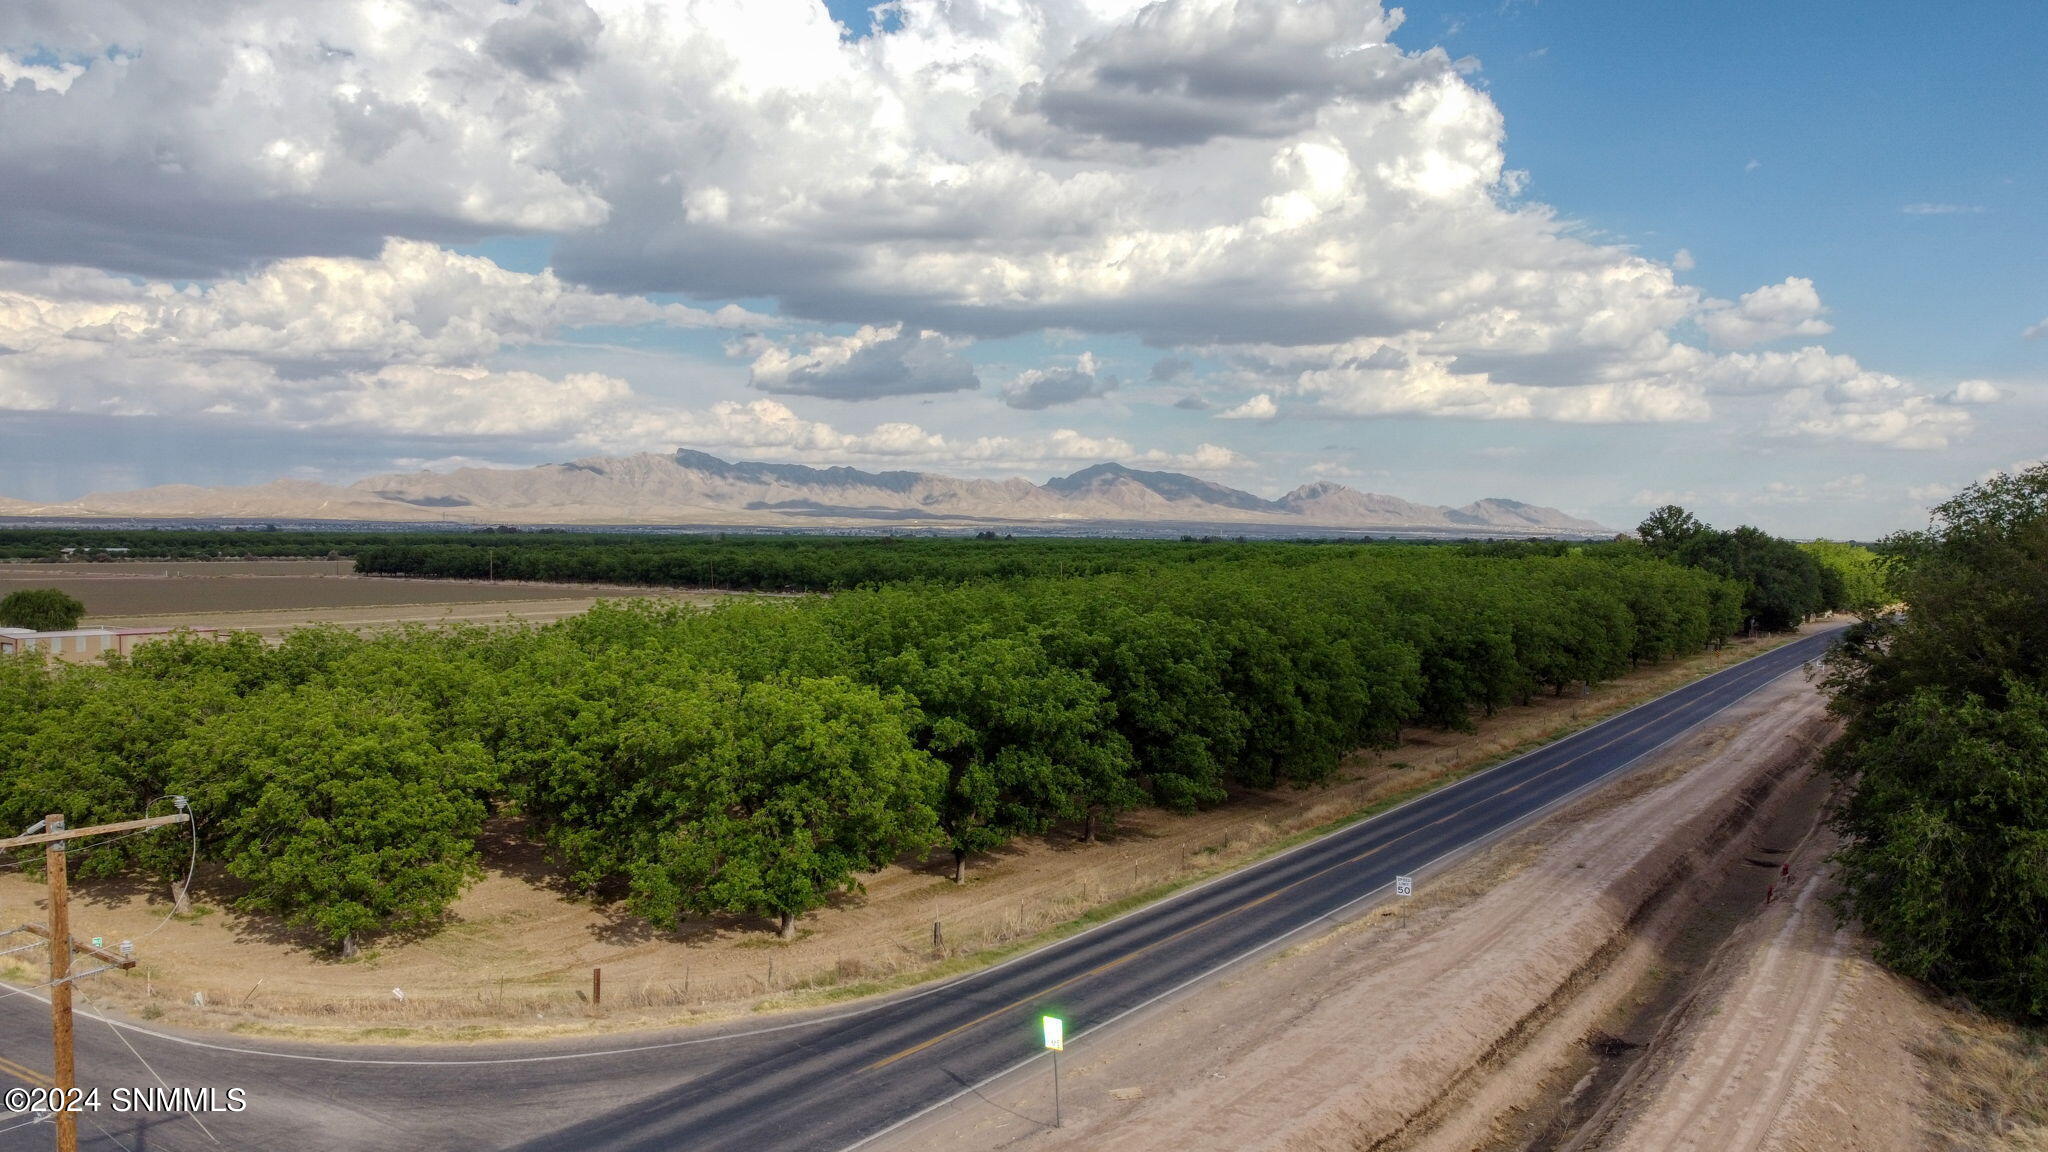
[{"left": 878, "top": 655, "right": 1844, "bottom": 1152}]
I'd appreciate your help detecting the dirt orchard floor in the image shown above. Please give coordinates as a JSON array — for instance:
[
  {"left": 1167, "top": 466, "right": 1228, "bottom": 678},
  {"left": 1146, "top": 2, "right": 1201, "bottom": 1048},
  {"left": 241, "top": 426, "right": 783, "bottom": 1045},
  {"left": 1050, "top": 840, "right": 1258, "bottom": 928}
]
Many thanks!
[
  {"left": 875, "top": 651, "right": 1856, "bottom": 1152},
  {"left": 0, "top": 623, "right": 1834, "bottom": 1043}
]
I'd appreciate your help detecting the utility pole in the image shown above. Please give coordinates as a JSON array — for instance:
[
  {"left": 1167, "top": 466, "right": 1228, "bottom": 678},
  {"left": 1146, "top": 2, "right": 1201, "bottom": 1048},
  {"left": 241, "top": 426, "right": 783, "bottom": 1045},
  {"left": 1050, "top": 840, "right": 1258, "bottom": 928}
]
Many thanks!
[{"left": 2, "top": 807, "right": 190, "bottom": 1152}]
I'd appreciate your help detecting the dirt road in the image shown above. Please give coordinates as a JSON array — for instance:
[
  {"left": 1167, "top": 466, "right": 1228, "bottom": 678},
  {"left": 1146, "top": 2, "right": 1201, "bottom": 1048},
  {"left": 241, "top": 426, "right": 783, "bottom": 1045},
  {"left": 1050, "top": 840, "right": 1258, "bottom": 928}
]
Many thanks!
[{"left": 1591, "top": 832, "right": 1933, "bottom": 1152}]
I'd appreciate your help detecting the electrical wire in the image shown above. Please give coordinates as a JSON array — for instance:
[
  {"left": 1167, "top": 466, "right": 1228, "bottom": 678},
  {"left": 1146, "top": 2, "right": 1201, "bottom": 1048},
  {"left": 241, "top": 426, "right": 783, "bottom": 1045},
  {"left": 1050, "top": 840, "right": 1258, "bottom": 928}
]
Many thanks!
[
  {"left": 0, "top": 977, "right": 55, "bottom": 1002},
  {"left": 82, "top": 1109, "right": 138, "bottom": 1152},
  {"left": 3, "top": 796, "right": 201, "bottom": 929},
  {"left": 128, "top": 796, "right": 201, "bottom": 946},
  {"left": 0, "top": 1112, "right": 52, "bottom": 1136},
  {"left": 77, "top": 985, "right": 219, "bottom": 1147}
]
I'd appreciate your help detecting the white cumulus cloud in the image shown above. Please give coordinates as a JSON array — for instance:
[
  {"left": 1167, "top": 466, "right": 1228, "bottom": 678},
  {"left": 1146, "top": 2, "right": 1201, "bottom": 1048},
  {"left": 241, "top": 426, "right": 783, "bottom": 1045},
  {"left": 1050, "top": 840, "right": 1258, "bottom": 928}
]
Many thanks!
[
  {"left": 0, "top": 0, "right": 1989, "bottom": 477},
  {"left": 1698, "top": 277, "right": 1832, "bottom": 348},
  {"left": 1218, "top": 393, "right": 1278, "bottom": 419},
  {"left": 1944, "top": 379, "right": 2005, "bottom": 405},
  {"left": 0, "top": 239, "right": 752, "bottom": 366}
]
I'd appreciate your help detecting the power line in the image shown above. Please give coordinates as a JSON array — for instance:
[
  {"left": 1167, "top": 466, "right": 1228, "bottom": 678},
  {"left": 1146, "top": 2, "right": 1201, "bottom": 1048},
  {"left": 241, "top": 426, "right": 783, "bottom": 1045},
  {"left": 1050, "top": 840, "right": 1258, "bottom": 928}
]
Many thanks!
[
  {"left": 1, "top": 808, "right": 191, "bottom": 1152},
  {"left": 0, "top": 1114, "right": 52, "bottom": 1137},
  {"left": 77, "top": 986, "right": 219, "bottom": 1147}
]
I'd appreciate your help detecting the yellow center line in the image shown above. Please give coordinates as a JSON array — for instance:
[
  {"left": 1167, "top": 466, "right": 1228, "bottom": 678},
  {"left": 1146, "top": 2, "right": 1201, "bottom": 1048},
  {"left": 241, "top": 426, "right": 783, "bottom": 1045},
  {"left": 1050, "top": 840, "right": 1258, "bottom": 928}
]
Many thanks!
[
  {"left": 0, "top": 1054, "right": 52, "bottom": 1088},
  {"left": 861, "top": 669, "right": 1766, "bottom": 1073}
]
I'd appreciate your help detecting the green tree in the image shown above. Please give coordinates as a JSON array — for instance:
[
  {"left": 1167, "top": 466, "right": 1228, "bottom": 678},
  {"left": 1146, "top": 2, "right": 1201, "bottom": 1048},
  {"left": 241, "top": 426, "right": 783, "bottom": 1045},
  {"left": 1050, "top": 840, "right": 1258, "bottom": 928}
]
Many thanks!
[
  {"left": 0, "top": 588, "right": 85, "bottom": 631},
  {"left": 1636, "top": 505, "right": 1708, "bottom": 557},
  {"left": 197, "top": 688, "right": 495, "bottom": 955},
  {"left": 1829, "top": 681, "right": 2048, "bottom": 1019},
  {"left": 0, "top": 644, "right": 249, "bottom": 884},
  {"left": 626, "top": 677, "right": 941, "bottom": 938},
  {"left": 1680, "top": 525, "right": 1831, "bottom": 631},
  {"left": 870, "top": 632, "right": 1129, "bottom": 882},
  {"left": 0, "top": 531, "right": 1758, "bottom": 952},
  {"left": 1825, "top": 463, "right": 2048, "bottom": 1021},
  {"left": 1799, "top": 539, "right": 1889, "bottom": 613}
]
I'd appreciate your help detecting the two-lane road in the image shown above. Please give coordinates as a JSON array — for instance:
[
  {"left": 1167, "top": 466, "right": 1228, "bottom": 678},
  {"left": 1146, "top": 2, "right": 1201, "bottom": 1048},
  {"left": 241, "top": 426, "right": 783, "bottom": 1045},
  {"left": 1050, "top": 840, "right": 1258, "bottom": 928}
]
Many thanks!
[{"left": 0, "top": 627, "right": 1842, "bottom": 1152}]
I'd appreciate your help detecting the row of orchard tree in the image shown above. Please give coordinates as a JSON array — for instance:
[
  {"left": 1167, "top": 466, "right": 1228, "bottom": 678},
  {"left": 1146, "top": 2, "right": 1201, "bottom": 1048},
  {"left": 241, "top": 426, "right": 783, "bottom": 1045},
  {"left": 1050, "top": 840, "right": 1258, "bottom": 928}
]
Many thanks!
[
  {"left": 3, "top": 547, "right": 1771, "bottom": 953},
  {"left": 354, "top": 534, "right": 1221, "bottom": 590}
]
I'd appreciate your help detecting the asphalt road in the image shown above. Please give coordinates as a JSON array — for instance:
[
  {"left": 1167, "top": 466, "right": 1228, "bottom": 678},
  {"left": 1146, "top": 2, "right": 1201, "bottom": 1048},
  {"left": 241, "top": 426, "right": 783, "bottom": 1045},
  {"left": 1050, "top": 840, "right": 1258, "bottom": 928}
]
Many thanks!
[{"left": 0, "top": 627, "right": 1843, "bottom": 1152}]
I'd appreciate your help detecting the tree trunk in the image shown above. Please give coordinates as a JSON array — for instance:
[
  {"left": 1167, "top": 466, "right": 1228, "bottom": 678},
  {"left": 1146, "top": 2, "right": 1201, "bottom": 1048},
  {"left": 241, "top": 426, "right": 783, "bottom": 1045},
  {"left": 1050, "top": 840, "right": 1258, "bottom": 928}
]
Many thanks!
[
  {"left": 340, "top": 933, "right": 359, "bottom": 959},
  {"left": 1081, "top": 811, "right": 1098, "bottom": 844},
  {"left": 170, "top": 880, "right": 191, "bottom": 916},
  {"left": 952, "top": 848, "right": 967, "bottom": 884},
  {"left": 777, "top": 910, "right": 796, "bottom": 940}
]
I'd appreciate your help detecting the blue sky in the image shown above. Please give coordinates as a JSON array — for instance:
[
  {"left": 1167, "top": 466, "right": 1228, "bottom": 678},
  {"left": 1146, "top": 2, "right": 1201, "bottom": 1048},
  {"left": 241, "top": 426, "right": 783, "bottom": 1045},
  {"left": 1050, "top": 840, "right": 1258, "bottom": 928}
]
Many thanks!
[
  {"left": 1388, "top": 0, "right": 2044, "bottom": 379},
  {"left": 1, "top": 1, "right": 2040, "bottom": 537}
]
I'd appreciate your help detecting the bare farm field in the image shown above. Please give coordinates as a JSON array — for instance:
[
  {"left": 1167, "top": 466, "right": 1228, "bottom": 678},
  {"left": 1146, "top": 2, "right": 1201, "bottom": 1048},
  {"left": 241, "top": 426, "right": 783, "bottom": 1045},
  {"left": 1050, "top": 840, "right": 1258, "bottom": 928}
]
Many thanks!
[
  {"left": 0, "top": 560, "right": 715, "bottom": 635},
  {"left": 0, "top": 623, "right": 1833, "bottom": 1044}
]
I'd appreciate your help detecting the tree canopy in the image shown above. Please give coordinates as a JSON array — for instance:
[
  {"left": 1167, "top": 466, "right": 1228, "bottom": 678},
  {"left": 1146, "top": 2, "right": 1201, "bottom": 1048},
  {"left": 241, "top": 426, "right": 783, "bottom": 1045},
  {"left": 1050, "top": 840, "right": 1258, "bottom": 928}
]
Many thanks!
[
  {"left": 1824, "top": 463, "right": 2048, "bottom": 1022},
  {"left": 0, "top": 587, "right": 86, "bottom": 631},
  {"left": 1633, "top": 507, "right": 1845, "bottom": 631},
  {"left": 2, "top": 540, "right": 1753, "bottom": 950}
]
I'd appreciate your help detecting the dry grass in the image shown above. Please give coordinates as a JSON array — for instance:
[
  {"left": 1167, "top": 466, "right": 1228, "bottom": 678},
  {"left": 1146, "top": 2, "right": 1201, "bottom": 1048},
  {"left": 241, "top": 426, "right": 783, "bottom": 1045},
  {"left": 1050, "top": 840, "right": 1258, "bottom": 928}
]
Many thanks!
[{"left": 1918, "top": 1015, "right": 2048, "bottom": 1151}]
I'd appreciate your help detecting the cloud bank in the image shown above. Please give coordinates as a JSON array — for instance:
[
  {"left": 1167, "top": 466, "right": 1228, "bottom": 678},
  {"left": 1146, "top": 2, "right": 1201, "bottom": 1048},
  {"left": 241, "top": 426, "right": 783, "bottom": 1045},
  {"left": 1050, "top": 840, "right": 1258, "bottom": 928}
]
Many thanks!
[{"left": 0, "top": 0, "right": 1978, "bottom": 468}]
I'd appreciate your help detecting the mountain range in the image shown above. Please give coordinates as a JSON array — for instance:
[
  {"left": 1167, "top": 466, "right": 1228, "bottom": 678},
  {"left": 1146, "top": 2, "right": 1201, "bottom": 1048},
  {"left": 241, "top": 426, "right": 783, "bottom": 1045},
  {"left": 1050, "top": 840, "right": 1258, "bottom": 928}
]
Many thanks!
[{"left": 0, "top": 450, "right": 1611, "bottom": 536}]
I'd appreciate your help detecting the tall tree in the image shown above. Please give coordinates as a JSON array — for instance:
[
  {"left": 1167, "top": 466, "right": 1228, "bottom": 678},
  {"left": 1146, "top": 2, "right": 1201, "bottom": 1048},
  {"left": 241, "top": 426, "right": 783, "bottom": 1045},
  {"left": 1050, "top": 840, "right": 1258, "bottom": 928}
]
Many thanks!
[
  {"left": 1635, "top": 505, "right": 1708, "bottom": 557},
  {"left": 1825, "top": 463, "right": 2048, "bottom": 1021},
  {"left": 1799, "top": 539, "right": 1890, "bottom": 613}
]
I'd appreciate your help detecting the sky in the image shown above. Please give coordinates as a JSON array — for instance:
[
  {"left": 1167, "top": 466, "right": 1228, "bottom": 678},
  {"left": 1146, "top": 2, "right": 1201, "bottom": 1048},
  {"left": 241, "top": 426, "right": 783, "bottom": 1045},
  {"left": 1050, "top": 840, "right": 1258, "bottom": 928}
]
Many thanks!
[{"left": 0, "top": 0, "right": 2041, "bottom": 537}]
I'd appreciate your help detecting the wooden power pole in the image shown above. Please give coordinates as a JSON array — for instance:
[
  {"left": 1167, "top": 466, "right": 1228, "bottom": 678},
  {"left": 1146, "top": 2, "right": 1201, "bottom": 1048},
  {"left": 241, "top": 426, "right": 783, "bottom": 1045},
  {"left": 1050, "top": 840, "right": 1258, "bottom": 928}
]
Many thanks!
[{"left": 1, "top": 809, "right": 190, "bottom": 1152}]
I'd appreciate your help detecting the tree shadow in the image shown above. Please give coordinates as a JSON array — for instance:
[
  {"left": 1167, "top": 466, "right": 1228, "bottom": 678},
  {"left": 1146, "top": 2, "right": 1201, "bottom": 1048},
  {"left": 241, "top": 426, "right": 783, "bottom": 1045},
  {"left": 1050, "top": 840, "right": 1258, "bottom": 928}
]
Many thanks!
[
  {"left": 585, "top": 906, "right": 728, "bottom": 947},
  {"left": 896, "top": 836, "right": 1034, "bottom": 882},
  {"left": 474, "top": 815, "right": 590, "bottom": 900}
]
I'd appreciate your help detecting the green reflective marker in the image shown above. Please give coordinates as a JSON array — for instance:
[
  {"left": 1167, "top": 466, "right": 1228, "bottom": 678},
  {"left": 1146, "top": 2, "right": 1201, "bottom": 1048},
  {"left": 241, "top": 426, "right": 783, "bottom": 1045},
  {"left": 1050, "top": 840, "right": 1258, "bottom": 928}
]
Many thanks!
[{"left": 1042, "top": 1015, "right": 1066, "bottom": 1128}]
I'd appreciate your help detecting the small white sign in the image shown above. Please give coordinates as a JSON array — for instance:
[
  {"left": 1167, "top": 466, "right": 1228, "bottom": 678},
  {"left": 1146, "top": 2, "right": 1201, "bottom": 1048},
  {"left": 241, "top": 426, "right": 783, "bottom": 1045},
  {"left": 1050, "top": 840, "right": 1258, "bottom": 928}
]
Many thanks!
[
  {"left": 1042, "top": 1015, "right": 1065, "bottom": 1051},
  {"left": 1394, "top": 875, "right": 1414, "bottom": 898}
]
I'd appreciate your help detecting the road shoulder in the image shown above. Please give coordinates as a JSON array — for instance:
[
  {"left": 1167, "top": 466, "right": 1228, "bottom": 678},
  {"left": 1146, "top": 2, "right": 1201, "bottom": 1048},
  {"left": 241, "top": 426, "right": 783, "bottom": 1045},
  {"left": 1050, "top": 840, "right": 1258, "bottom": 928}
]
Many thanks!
[{"left": 874, "top": 668, "right": 1840, "bottom": 1152}]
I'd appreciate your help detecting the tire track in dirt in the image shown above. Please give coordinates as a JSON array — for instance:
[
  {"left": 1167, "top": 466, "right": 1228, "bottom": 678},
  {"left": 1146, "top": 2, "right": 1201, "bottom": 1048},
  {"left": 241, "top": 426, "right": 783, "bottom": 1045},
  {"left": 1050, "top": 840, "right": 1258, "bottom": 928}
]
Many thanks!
[{"left": 1600, "top": 830, "right": 1860, "bottom": 1152}]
